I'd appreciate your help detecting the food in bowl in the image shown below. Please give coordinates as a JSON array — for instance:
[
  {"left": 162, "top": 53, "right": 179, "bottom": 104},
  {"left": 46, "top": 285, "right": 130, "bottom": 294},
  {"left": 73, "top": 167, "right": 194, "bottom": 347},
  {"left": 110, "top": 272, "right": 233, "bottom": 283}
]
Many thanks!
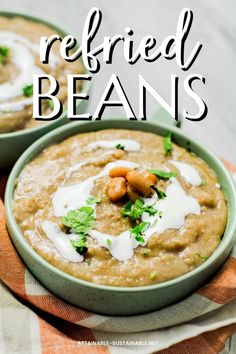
[
  {"left": 13, "top": 129, "right": 228, "bottom": 287},
  {"left": 0, "top": 16, "right": 83, "bottom": 133}
]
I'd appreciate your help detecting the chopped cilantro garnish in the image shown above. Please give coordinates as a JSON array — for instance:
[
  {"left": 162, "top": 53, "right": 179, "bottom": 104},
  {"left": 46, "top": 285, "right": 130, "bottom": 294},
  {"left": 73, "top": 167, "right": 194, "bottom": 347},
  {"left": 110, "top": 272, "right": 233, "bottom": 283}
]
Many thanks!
[
  {"left": 116, "top": 143, "right": 125, "bottom": 150},
  {"left": 122, "top": 200, "right": 133, "bottom": 217},
  {"left": 135, "top": 234, "right": 145, "bottom": 243},
  {"left": 195, "top": 253, "right": 208, "bottom": 261},
  {"left": 70, "top": 236, "right": 87, "bottom": 255},
  {"left": 47, "top": 99, "right": 54, "bottom": 110},
  {"left": 142, "top": 204, "right": 157, "bottom": 216},
  {"left": 121, "top": 198, "right": 157, "bottom": 220},
  {"left": 61, "top": 206, "right": 94, "bottom": 236},
  {"left": 86, "top": 196, "right": 101, "bottom": 205},
  {"left": 60, "top": 194, "right": 102, "bottom": 256},
  {"left": 0, "top": 46, "right": 10, "bottom": 64},
  {"left": 61, "top": 206, "right": 95, "bottom": 255},
  {"left": 149, "top": 169, "right": 177, "bottom": 179},
  {"left": 22, "top": 84, "right": 33, "bottom": 97},
  {"left": 163, "top": 132, "right": 173, "bottom": 155},
  {"left": 151, "top": 185, "right": 166, "bottom": 199},
  {"left": 106, "top": 239, "right": 112, "bottom": 246},
  {"left": 131, "top": 222, "right": 150, "bottom": 243}
]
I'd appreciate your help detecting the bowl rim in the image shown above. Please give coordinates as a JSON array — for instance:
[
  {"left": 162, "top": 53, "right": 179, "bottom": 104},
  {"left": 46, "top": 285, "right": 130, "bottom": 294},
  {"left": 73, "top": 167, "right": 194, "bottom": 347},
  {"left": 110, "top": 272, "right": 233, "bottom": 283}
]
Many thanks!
[
  {"left": 4, "top": 119, "right": 236, "bottom": 293},
  {"left": 0, "top": 9, "right": 91, "bottom": 138}
]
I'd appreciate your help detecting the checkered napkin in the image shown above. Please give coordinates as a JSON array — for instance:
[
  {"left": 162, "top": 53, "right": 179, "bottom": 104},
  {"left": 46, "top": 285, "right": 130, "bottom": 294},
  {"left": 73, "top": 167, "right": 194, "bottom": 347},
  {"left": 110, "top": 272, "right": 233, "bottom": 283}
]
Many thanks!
[{"left": 0, "top": 161, "right": 236, "bottom": 354}]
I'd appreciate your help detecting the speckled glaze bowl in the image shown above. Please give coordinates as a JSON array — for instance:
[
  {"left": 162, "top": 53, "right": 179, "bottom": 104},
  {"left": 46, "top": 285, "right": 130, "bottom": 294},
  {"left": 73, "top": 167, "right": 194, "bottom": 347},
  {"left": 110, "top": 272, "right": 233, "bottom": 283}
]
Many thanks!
[
  {"left": 4, "top": 113, "right": 236, "bottom": 315},
  {"left": 0, "top": 10, "right": 91, "bottom": 169}
]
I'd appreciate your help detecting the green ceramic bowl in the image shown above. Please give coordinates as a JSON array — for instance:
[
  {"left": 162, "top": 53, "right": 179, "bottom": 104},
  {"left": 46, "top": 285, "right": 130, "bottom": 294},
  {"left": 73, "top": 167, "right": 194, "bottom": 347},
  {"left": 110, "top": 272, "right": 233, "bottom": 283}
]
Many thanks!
[
  {"left": 4, "top": 114, "right": 236, "bottom": 316},
  {"left": 0, "top": 10, "right": 91, "bottom": 169}
]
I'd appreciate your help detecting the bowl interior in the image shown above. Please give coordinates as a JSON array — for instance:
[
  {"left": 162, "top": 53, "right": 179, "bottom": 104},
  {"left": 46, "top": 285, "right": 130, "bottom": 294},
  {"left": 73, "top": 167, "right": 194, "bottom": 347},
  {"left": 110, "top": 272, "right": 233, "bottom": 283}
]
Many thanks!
[
  {"left": 4, "top": 119, "right": 236, "bottom": 292},
  {"left": 0, "top": 10, "right": 91, "bottom": 138}
]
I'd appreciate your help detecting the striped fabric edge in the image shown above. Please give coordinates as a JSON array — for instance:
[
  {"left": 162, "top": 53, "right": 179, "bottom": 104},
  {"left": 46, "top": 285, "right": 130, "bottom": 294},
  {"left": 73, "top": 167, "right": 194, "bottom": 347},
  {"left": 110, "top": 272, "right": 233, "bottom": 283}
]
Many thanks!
[
  {"left": 157, "top": 323, "right": 236, "bottom": 354},
  {"left": 1, "top": 279, "right": 236, "bottom": 354}
]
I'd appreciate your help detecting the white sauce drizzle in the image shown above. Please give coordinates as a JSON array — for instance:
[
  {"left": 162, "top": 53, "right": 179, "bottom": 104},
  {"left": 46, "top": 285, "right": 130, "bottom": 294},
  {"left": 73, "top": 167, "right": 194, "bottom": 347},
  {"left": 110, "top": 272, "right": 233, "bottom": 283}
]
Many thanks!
[
  {"left": 170, "top": 160, "right": 202, "bottom": 186},
  {"left": 89, "top": 229, "right": 137, "bottom": 261},
  {"left": 52, "top": 160, "right": 139, "bottom": 217},
  {"left": 88, "top": 139, "right": 140, "bottom": 151},
  {"left": 44, "top": 158, "right": 201, "bottom": 263},
  {"left": 0, "top": 31, "right": 59, "bottom": 112},
  {"left": 87, "top": 178, "right": 200, "bottom": 261},
  {"left": 142, "top": 178, "right": 200, "bottom": 234},
  {"left": 65, "top": 150, "right": 117, "bottom": 179},
  {"left": 0, "top": 98, "right": 34, "bottom": 112},
  {"left": 41, "top": 221, "right": 83, "bottom": 263}
]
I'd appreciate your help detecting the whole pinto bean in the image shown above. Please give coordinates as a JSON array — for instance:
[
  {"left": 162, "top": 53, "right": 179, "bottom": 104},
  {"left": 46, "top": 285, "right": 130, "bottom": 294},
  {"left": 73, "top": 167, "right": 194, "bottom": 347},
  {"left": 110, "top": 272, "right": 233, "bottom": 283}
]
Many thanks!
[
  {"left": 127, "top": 184, "right": 139, "bottom": 202},
  {"left": 142, "top": 170, "right": 157, "bottom": 185},
  {"left": 126, "top": 170, "right": 155, "bottom": 197},
  {"left": 109, "top": 166, "right": 132, "bottom": 178},
  {"left": 107, "top": 177, "right": 127, "bottom": 202}
]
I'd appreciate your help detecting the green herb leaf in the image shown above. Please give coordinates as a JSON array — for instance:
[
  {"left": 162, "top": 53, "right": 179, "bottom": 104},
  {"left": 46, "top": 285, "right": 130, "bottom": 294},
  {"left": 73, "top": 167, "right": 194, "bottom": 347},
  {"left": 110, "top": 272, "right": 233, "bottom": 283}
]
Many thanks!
[
  {"left": 61, "top": 206, "right": 94, "bottom": 235},
  {"left": 0, "top": 46, "right": 10, "bottom": 64},
  {"left": 106, "top": 239, "right": 112, "bottom": 247},
  {"left": 151, "top": 185, "right": 166, "bottom": 199},
  {"left": 135, "top": 234, "right": 145, "bottom": 243},
  {"left": 195, "top": 253, "right": 208, "bottom": 261},
  {"left": 86, "top": 196, "right": 101, "bottom": 205},
  {"left": 122, "top": 198, "right": 157, "bottom": 220},
  {"left": 122, "top": 200, "right": 133, "bottom": 216},
  {"left": 149, "top": 169, "right": 177, "bottom": 179},
  {"left": 163, "top": 132, "right": 173, "bottom": 155},
  {"left": 70, "top": 236, "right": 87, "bottom": 255},
  {"left": 22, "top": 84, "right": 33, "bottom": 97},
  {"left": 62, "top": 206, "right": 95, "bottom": 255},
  {"left": 131, "top": 222, "right": 150, "bottom": 243},
  {"left": 116, "top": 143, "right": 125, "bottom": 150},
  {"left": 122, "top": 199, "right": 143, "bottom": 220},
  {"left": 142, "top": 204, "right": 157, "bottom": 216}
]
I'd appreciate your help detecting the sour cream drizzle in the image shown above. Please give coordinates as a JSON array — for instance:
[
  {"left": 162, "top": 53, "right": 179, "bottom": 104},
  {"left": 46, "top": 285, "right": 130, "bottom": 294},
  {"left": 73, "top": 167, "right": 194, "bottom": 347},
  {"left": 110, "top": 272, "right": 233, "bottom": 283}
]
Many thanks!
[
  {"left": 47, "top": 158, "right": 201, "bottom": 263},
  {"left": 88, "top": 178, "right": 200, "bottom": 261},
  {"left": 170, "top": 160, "right": 202, "bottom": 186},
  {"left": 65, "top": 150, "right": 118, "bottom": 179},
  {"left": 88, "top": 139, "right": 140, "bottom": 151},
  {"left": 0, "top": 31, "right": 59, "bottom": 112},
  {"left": 52, "top": 160, "right": 139, "bottom": 217},
  {"left": 0, "top": 98, "right": 34, "bottom": 113},
  {"left": 89, "top": 229, "right": 137, "bottom": 261},
  {"left": 41, "top": 221, "right": 83, "bottom": 262}
]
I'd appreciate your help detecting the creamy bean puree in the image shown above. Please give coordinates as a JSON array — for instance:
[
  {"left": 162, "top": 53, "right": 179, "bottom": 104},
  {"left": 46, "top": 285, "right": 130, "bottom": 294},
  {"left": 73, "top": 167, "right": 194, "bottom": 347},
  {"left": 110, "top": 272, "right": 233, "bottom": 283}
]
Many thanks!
[
  {"left": 13, "top": 130, "right": 228, "bottom": 287},
  {"left": 0, "top": 16, "right": 83, "bottom": 133}
]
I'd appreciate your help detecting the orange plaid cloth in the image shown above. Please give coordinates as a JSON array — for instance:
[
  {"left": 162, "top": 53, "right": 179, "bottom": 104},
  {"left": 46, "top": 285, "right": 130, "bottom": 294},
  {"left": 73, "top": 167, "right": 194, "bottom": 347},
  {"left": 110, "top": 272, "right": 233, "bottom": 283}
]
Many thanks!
[{"left": 0, "top": 162, "right": 236, "bottom": 354}]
